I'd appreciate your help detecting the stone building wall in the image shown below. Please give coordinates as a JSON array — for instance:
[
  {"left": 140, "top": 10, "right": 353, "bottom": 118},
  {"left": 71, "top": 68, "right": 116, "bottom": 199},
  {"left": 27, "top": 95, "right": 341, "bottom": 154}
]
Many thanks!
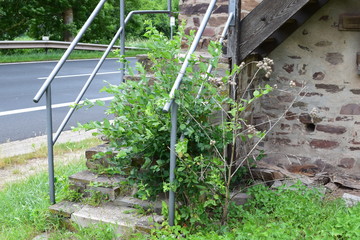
[
  {"left": 254, "top": 0, "right": 360, "bottom": 177},
  {"left": 179, "top": 0, "right": 229, "bottom": 49},
  {"left": 240, "top": 0, "right": 262, "bottom": 18},
  {"left": 178, "top": 0, "right": 262, "bottom": 49}
]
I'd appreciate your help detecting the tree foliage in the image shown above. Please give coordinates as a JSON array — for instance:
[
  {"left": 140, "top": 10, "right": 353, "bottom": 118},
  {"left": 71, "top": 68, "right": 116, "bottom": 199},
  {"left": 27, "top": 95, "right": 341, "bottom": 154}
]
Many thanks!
[{"left": 0, "top": 0, "right": 178, "bottom": 42}]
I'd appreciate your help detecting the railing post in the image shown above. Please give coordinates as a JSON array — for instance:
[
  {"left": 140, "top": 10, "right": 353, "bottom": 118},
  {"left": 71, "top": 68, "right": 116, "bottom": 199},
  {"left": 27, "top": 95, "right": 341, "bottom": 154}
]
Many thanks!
[
  {"left": 169, "top": 102, "right": 178, "bottom": 226},
  {"left": 120, "top": 0, "right": 125, "bottom": 82},
  {"left": 168, "top": 0, "right": 174, "bottom": 39},
  {"left": 46, "top": 87, "right": 55, "bottom": 204}
]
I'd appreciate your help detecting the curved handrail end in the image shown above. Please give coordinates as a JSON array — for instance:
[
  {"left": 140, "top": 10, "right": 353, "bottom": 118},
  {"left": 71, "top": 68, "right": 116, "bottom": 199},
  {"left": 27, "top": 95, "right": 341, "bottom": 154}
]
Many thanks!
[{"left": 163, "top": 99, "right": 173, "bottom": 112}]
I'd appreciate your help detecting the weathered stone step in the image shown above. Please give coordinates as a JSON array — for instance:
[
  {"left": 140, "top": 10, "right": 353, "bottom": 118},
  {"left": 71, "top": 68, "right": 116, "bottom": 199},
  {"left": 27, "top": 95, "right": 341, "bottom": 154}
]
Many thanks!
[
  {"left": 49, "top": 201, "right": 84, "bottom": 218},
  {"left": 113, "top": 196, "right": 165, "bottom": 215},
  {"left": 124, "top": 74, "right": 157, "bottom": 84},
  {"left": 69, "top": 170, "right": 134, "bottom": 201},
  {"left": 49, "top": 201, "right": 163, "bottom": 235},
  {"left": 85, "top": 144, "right": 145, "bottom": 173},
  {"left": 85, "top": 144, "right": 117, "bottom": 170}
]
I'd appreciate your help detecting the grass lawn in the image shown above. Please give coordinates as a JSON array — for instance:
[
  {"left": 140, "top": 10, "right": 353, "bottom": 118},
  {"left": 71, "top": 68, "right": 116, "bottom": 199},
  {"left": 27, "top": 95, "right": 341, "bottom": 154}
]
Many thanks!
[
  {"left": 2, "top": 153, "right": 360, "bottom": 240},
  {"left": 0, "top": 137, "right": 122, "bottom": 240},
  {"left": 0, "top": 49, "right": 148, "bottom": 63}
]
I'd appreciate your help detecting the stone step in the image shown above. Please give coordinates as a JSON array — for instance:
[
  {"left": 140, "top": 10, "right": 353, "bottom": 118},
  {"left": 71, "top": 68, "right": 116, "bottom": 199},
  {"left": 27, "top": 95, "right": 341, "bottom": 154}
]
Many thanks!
[
  {"left": 50, "top": 201, "right": 163, "bottom": 235},
  {"left": 69, "top": 170, "right": 134, "bottom": 201},
  {"left": 49, "top": 201, "right": 84, "bottom": 218},
  {"left": 123, "top": 74, "right": 158, "bottom": 85},
  {"left": 113, "top": 196, "right": 165, "bottom": 215},
  {"left": 85, "top": 144, "right": 145, "bottom": 173},
  {"left": 85, "top": 144, "right": 117, "bottom": 170}
]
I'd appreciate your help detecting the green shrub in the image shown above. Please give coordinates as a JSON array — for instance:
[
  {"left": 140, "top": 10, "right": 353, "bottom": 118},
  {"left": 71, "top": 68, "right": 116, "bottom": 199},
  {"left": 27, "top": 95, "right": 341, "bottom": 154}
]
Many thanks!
[{"left": 77, "top": 22, "right": 273, "bottom": 225}]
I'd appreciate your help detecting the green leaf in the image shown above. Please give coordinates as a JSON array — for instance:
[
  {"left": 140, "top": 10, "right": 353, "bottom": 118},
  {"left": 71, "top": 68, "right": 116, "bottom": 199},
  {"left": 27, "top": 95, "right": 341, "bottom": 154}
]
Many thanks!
[{"left": 253, "top": 90, "right": 260, "bottom": 97}]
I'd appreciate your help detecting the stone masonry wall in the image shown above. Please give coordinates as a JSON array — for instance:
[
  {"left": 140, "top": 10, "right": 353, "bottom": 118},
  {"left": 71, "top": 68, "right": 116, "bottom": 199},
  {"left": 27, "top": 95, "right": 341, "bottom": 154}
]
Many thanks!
[
  {"left": 178, "top": 0, "right": 262, "bottom": 49},
  {"left": 255, "top": 0, "right": 360, "bottom": 177},
  {"left": 241, "top": 0, "right": 262, "bottom": 18},
  {"left": 179, "top": 0, "right": 229, "bottom": 49}
]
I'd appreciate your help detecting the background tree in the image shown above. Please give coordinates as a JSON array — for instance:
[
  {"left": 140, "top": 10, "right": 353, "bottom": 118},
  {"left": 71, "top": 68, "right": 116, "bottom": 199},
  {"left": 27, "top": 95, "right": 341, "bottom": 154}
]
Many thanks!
[
  {"left": 0, "top": 0, "right": 36, "bottom": 40},
  {"left": 0, "top": 0, "right": 178, "bottom": 42}
]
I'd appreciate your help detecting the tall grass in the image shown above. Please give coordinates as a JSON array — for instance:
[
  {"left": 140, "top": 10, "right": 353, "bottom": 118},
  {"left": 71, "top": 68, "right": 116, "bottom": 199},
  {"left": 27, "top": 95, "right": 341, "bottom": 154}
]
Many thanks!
[
  {"left": 0, "top": 158, "right": 86, "bottom": 239},
  {"left": 0, "top": 156, "right": 119, "bottom": 239}
]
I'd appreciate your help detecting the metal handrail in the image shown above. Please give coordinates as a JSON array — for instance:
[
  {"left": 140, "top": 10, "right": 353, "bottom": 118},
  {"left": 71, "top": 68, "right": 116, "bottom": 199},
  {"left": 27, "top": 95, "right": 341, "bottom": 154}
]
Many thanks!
[
  {"left": 32, "top": 0, "right": 108, "bottom": 205},
  {"left": 32, "top": 0, "right": 173, "bottom": 205},
  {"left": 162, "top": 0, "right": 218, "bottom": 112},
  {"left": 53, "top": 9, "right": 172, "bottom": 143},
  {"left": 195, "top": 12, "right": 234, "bottom": 99}
]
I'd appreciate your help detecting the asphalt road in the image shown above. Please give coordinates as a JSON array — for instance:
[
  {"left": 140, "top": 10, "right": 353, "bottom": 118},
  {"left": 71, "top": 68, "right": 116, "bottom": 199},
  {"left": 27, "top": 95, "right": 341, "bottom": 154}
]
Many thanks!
[{"left": 0, "top": 58, "right": 136, "bottom": 144}]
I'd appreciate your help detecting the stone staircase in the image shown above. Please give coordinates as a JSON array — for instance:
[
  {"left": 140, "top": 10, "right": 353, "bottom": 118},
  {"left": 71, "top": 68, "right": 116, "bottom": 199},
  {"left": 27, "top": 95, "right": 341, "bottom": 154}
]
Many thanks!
[
  {"left": 49, "top": 52, "right": 233, "bottom": 235},
  {"left": 49, "top": 145, "right": 165, "bottom": 235}
]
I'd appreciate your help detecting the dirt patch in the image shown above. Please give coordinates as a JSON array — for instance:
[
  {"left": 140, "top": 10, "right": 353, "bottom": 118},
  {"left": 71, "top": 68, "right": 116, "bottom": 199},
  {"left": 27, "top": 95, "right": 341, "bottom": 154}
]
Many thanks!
[
  {"left": 0, "top": 130, "right": 95, "bottom": 158},
  {"left": 0, "top": 151, "right": 84, "bottom": 190}
]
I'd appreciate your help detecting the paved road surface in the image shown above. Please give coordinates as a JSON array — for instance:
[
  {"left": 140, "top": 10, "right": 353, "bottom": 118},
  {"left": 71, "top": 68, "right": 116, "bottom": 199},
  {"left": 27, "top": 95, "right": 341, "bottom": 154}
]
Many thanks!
[{"left": 0, "top": 58, "right": 136, "bottom": 144}]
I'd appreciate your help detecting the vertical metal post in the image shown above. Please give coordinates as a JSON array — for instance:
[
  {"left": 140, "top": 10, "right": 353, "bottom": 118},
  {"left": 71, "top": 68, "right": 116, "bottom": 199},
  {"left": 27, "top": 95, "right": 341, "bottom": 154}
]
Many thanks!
[
  {"left": 120, "top": 0, "right": 125, "bottom": 82},
  {"left": 168, "top": 0, "right": 174, "bottom": 39},
  {"left": 167, "top": 0, "right": 171, "bottom": 11},
  {"left": 46, "top": 87, "right": 55, "bottom": 204},
  {"left": 169, "top": 102, "right": 178, "bottom": 226}
]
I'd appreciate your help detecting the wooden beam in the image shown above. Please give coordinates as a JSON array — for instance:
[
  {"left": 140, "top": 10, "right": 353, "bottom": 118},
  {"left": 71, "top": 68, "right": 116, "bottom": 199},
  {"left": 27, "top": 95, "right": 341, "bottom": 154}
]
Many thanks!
[
  {"left": 238, "top": 0, "right": 309, "bottom": 61},
  {"left": 253, "top": 0, "right": 329, "bottom": 57}
]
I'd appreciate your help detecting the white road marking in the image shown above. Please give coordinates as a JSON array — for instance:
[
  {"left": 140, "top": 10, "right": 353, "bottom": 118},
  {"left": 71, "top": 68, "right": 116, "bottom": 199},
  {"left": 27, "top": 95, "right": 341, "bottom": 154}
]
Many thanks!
[
  {"left": 37, "top": 71, "right": 120, "bottom": 79},
  {"left": 0, "top": 96, "right": 114, "bottom": 117}
]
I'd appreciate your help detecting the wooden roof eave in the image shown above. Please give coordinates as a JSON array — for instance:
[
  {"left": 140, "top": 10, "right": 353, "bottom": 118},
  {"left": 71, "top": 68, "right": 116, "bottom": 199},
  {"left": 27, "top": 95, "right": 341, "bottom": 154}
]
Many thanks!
[{"left": 238, "top": 0, "right": 330, "bottom": 61}]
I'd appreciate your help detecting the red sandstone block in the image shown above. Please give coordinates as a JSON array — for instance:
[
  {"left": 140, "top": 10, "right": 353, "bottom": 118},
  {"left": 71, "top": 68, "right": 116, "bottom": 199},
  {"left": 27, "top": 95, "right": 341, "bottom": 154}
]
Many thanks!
[
  {"left": 340, "top": 104, "right": 360, "bottom": 115},
  {"left": 310, "top": 139, "right": 339, "bottom": 149},
  {"left": 338, "top": 158, "right": 355, "bottom": 169},
  {"left": 316, "top": 125, "right": 346, "bottom": 134}
]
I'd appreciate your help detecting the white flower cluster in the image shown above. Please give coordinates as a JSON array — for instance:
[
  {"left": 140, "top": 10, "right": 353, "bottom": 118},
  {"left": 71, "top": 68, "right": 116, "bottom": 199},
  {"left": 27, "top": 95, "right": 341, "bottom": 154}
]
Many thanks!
[
  {"left": 229, "top": 80, "right": 237, "bottom": 86},
  {"left": 310, "top": 107, "right": 318, "bottom": 118},
  {"left": 239, "top": 62, "right": 246, "bottom": 69},
  {"left": 289, "top": 80, "right": 296, "bottom": 87},
  {"left": 256, "top": 57, "right": 274, "bottom": 78},
  {"left": 209, "top": 77, "right": 224, "bottom": 87},
  {"left": 246, "top": 124, "right": 257, "bottom": 135}
]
